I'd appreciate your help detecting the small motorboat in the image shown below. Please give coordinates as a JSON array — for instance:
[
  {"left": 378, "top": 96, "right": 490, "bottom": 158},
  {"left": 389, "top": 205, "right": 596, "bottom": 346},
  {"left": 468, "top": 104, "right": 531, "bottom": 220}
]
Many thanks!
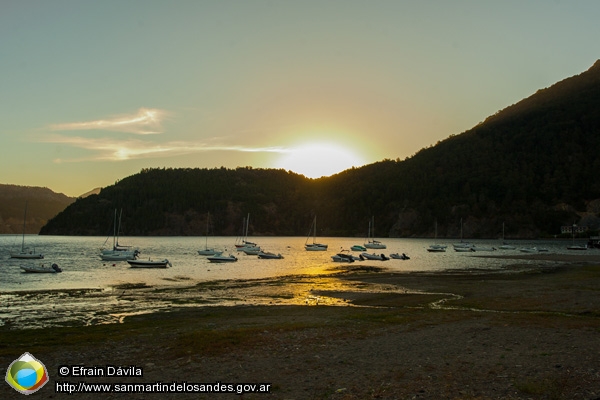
[
  {"left": 390, "top": 253, "right": 410, "bottom": 260},
  {"left": 350, "top": 245, "right": 366, "bottom": 252},
  {"left": 331, "top": 250, "right": 360, "bottom": 263},
  {"left": 257, "top": 251, "right": 284, "bottom": 259},
  {"left": 427, "top": 245, "right": 446, "bottom": 253},
  {"left": 360, "top": 252, "right": 389, "bottom": 261},
  {"left": 198, "top": 248, "right": 221, "bottom": 256},
  {"left": 20, "top": 263, "right": 62, "bottom": 273},
  {"left": 127, "top": 259, "right": 172, "bottom": 268},
  {"left": 207, "top": 254, "right": 238, "bottom": 263},
  {"left": 454, "top": 247, "right": 475, "bottom": 252}
]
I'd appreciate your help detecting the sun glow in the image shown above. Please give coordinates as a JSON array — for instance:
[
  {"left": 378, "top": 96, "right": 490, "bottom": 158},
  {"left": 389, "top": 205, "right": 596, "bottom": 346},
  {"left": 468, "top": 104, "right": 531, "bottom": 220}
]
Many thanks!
[{"left": 274, "top": 142, "right": 365, "bottom": 178}]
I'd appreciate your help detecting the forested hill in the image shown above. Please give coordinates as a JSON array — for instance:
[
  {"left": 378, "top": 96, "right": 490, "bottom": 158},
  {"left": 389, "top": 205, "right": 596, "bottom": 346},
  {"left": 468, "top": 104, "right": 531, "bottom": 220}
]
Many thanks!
[
  {"left": 0, "top": 185, "right": 75, "bottom": 234},
  {"left": 41, "top": 60, "right": 600, "bottom": 239}
]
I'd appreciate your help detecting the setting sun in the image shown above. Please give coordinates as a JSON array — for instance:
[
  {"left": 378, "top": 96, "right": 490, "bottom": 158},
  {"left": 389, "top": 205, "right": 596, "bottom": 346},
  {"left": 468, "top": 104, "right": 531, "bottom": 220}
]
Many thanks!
[{"left": 274, "top": 142, "right": 365, "bottom": 178}]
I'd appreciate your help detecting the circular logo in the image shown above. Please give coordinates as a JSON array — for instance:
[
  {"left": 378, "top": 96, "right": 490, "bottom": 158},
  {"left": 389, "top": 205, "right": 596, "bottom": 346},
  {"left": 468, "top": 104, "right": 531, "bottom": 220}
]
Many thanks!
[{"left": 5, "top": 352, "right": 49, "bottom": 395}]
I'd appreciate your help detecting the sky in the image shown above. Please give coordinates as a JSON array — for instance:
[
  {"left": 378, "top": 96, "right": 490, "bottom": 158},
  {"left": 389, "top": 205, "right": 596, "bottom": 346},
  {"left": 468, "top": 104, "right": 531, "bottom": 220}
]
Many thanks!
[{"left": 1, "top": 1, "right": 599, "bottom": 197}]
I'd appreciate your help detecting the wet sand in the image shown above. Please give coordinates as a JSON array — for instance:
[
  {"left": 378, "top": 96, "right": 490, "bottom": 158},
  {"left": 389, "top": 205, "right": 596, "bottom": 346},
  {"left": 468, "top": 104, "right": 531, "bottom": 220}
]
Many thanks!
[{"left": 1, "top": 254, "right": 600, "bottom": 399}]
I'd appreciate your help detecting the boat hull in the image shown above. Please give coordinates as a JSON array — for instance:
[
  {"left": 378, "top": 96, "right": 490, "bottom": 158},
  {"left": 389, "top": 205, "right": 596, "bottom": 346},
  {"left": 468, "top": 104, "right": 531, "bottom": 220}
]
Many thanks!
[
  {"left": 207, "top": 255, "right": 238, "bottom": 263},
  {"left": 360, "top": 252, "right": 389, "bottom": 261},
  {"left": 20, "top": 263, "right": 61, "bottom": 273},
  {"left": 11, "top": 252, "right": 44, "bottom": 259},
  {"left": 364, "top": 242, "right": 386, "bottom": 249},
  {"left": 258, "top": 252, "right": 284, "bottom": 259},
  {"left": 305, "top": 244, "right": 328, "bottom": 251},
  {"left": 127, "top": 259, "right": 171, "bottom": 268}
]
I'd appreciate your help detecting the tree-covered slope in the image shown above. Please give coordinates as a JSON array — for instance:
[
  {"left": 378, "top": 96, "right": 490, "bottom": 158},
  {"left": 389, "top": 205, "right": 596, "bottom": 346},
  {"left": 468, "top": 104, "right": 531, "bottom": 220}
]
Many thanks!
[
  {"left": 0, "top": 185, "right": 75, "bottom": 234},
  {"left": 40, "top": 61, "right": 600, "bottom": 238}
]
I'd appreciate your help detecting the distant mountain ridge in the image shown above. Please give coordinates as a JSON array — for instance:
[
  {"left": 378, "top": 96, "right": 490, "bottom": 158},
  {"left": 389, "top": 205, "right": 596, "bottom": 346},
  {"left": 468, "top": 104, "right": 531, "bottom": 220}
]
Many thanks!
[
  {"left": 40, "top": 60, "right": 600, "bottom": 238},
  {"left": 0, "top": 185, "right": 75, "bottom": 234}
]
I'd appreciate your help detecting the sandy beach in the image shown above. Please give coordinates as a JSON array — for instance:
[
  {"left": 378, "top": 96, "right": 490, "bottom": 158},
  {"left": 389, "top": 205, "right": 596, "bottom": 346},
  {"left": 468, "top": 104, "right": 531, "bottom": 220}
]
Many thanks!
[{"left": 1, "top": 253, "right": 600, "bottom": 399}]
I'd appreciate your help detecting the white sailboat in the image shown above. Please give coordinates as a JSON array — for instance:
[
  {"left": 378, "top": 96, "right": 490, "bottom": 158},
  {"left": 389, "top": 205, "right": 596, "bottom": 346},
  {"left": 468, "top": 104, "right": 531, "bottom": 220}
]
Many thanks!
[
  {"left": 100, "top": 209, "right": 139, "bottom": 261},
  {"left": 427, "top": 220, "right": 447, "bottom": 252},
  {"left": 453, "top": 218, "right": 473, "bottom": 251},
  {"left": 498, "top": 222, "right": 516, "bottom": 250},
  {"left": 10, "top": 201, "right": 44, "bottom": 259},
  {"left": 198, "top": 212, "right": 220, "bottom": 256},
  {"left": 305, "top": 216, "right": 328, "bottom": 251},
  {"left": 235, "top": 214, "right": 260, "bottom": 253},
  {"left": 567, "top": 223, "right": 588, "bottom": 250},
  {"left": 364, "top": 216, "right": 386, "bottom": 249}
]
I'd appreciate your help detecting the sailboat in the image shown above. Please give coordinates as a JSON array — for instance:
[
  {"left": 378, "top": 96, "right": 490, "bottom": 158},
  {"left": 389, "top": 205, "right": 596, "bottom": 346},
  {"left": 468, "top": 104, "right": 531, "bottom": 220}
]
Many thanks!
[
  {"left": 427, "top": 220, "right": 447, "bottom": 252},
  {"left": 10, "top": 202, "right": 44, "bottom": 259},
  {"left": 198, "top": 212, "right": 220, "bottom": 256},
  {"left": 100, "top": 209, "right": 139, "bottom": 261},
  {"left": 453, "top": 218, "right": 473, "bottom": 251},
  {"left": 235, "top": 214, "right": 260, "bottom": 253},
  {"left": 567, "top": 223, "right": 588, "bottom": 250},
  {"left": 498, "top": 222, "right": 516, "bottom": 250},
  {"left": 364, "top": 216, "right": 386, "bottom": 249},
  {"left": 305, "top": 216, "right": 328, "bottom": 251}
]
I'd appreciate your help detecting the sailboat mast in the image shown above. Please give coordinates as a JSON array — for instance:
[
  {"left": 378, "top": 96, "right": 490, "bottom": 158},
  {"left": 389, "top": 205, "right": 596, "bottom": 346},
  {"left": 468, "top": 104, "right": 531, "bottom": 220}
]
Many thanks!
[
  {"left": 116, "top": 209, "right": 124, "bottom": 247},
  {"left": 245, "top": 213, "right": 250, "bottom": 243},
  {"left": 205, "top": 212, "right": 210, "bottom": 248},
  {"left": 112, "top": 209, "right": 117, "bottom": 249},
  {"left": 21, "top": 201, "right": 27, "bottom": 251},
  {"left": 372, "top": 216, "right": 375, "bottom": 240}
]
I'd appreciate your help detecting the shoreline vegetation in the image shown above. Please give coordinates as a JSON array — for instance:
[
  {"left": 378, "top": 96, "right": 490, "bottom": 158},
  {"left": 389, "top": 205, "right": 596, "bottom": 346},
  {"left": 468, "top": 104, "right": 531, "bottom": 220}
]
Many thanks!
[{"left": 2, "top": 254, "right": 600, "bottom": 399}]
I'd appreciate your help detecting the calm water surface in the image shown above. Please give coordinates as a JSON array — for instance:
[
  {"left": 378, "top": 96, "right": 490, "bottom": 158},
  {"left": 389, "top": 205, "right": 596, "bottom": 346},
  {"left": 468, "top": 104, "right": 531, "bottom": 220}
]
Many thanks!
[{"left": 0, "top": 235, "right": 587, "bottom": 292}]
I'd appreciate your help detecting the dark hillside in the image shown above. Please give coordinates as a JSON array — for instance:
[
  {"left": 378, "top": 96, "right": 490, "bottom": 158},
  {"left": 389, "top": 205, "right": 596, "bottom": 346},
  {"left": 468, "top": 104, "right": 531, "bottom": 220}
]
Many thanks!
[
  {"left": 41, "top": 60, "right": 600, "bottom": 238},
  {"left": 40, "top": 168, "right": 318, "bottom": 236},
  {"left": 0, "top": 185, "right": 75, "bottom": 234}
]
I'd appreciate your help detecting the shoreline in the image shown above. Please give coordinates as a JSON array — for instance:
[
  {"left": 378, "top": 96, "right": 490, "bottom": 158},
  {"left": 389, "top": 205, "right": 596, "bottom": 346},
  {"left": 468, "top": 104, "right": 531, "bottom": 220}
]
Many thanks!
[
  {"left": 2, "top": 253, "right": 600, "bottom": 330},
  {"left": 1, "top": 255, "right": 600, "bottom": 398}
]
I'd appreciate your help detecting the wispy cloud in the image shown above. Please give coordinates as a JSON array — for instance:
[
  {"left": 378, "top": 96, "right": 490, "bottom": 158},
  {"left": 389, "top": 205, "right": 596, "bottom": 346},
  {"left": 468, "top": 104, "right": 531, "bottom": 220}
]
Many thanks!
[
  {"left": 49, "top": 108, "right": 168, "bottom": 135},
  {"left": 41, "top": 134, "right": 287, "bottom": 163}
]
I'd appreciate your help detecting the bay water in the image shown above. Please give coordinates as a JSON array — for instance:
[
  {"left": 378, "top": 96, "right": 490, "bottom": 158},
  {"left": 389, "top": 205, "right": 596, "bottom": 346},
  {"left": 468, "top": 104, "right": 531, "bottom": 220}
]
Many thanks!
[{"left": 0, "top": 235, "right": 582, "bottom": 292}]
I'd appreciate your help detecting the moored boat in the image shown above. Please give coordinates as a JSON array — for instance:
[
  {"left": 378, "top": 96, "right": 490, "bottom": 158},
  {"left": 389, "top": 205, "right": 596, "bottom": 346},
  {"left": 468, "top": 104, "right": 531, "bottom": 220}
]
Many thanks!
[
  {"left": 101, "top": 251, "right": 138, "bottom": 261},
  {"left": 11, "top": 202, "right": 43, "bottom": 259},
  {"left": 198, "top": 249, "right": 221, "bottom": 256},
  {"left": 20, "top": 263, "right": 62, "bottom": 273},
  {"left": 360, "top": 252, "right": 389, "bottom": 261},
  {"left": 331, "top": 250, "right": 360, "bottom": 262},
  {"left": 427, "top": 244, "right": 447, "bottom": 253},
  {"left": 364, "top": 216, "right": 386, "bottom": 249},
  {"left": 454, "top": 246, "right": 475, "bottom": 252},
  {"left": 257, "top": 251, "right": 284, "bottom": 259},
  {"left": 207, "top": 254, "right": 238, "bottom": 263},
  {"left": 127, "top": 259, "right": 172, "bottom": 268},
  {"left": 305, "top": 216, "right": 328, "bottom": 251},
  {"left": 241, "top": 245, "right": 262, "bottom": 255},
  {"left": 390, "top": 253, "right": 410, "bottom": 260}
]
